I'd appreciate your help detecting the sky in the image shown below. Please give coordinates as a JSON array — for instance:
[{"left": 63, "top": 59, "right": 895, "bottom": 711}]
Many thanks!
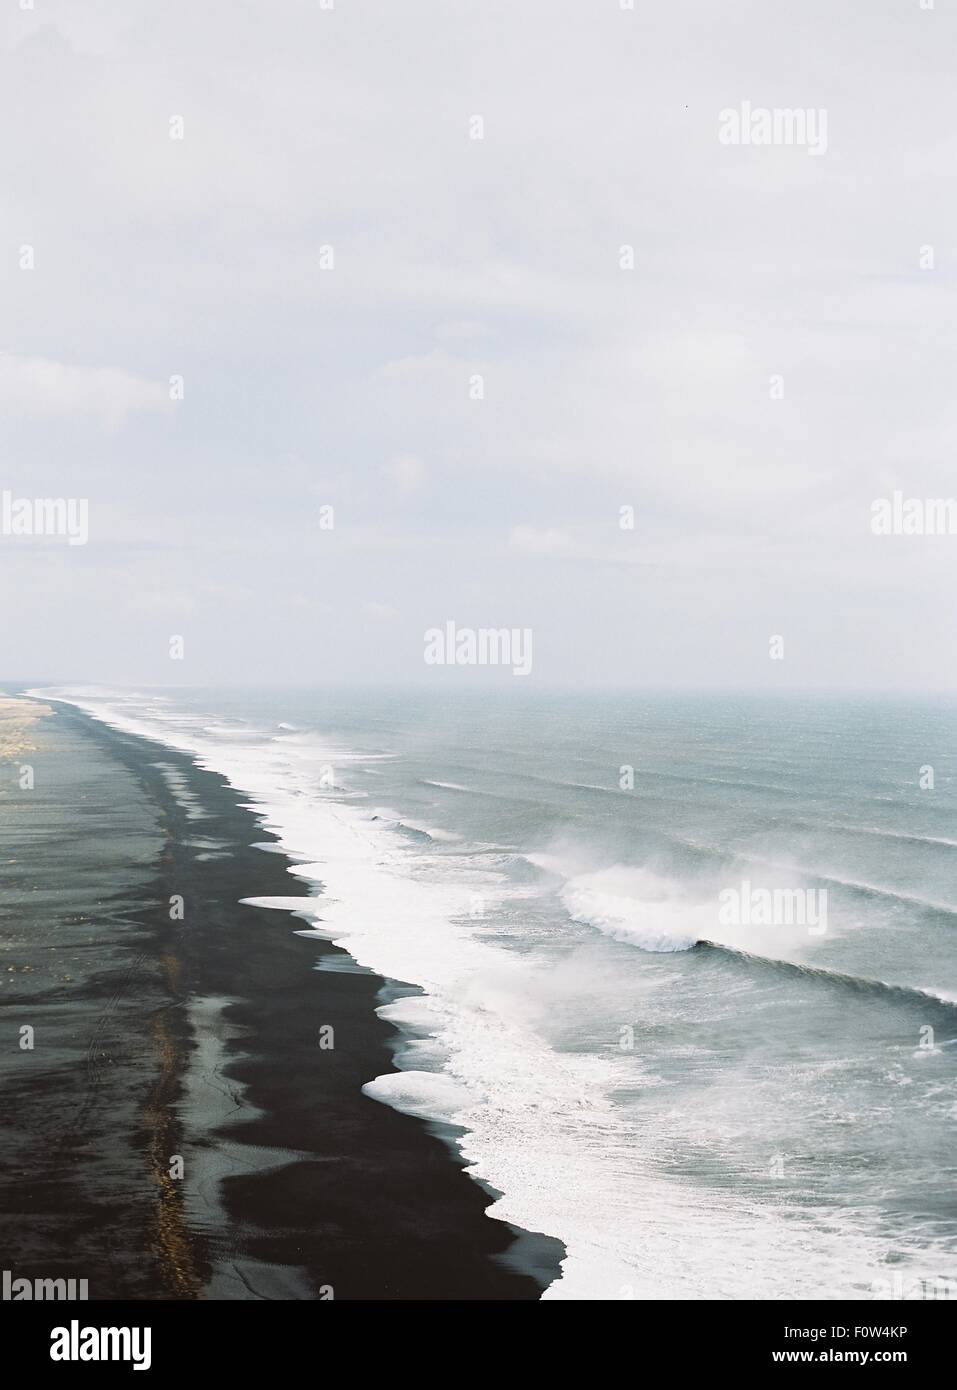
[{"left": 1, "top": 0, "right": 955, "bottom": 690}]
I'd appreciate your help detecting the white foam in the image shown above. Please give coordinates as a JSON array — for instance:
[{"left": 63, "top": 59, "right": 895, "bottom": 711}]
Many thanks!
[
  {"left": 370, "top": 807, "right": 461, "bottom": 843},
  {"left": 561, "top": 867, "right": 703, "bottom": 953},
  {"left": 362, "top": 1071, "right": 473, "bottom": 1121},
  {"left": 31, "top": 685, "right": 939, "bottom": 1301},
  {"left": 239, "top": 895, "right": 322, "bottom": 919},
  {"left": 544, "top": 858, "right": 836, "bottom": 960}
]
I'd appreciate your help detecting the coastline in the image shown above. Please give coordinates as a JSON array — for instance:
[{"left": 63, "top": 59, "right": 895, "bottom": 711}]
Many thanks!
[{"left": 1, "top": 698, "right": 563, "bottom": 1300}]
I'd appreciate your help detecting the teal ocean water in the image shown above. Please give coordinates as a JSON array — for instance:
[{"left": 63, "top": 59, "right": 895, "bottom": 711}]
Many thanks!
[{"left": 34, "top": 687, "right": 957, "bottom": 1300}]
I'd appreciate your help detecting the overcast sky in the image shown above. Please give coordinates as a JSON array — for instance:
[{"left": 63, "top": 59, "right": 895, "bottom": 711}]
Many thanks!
[{"left": 1, "top": 0, "right": 955, "bottom": 690}]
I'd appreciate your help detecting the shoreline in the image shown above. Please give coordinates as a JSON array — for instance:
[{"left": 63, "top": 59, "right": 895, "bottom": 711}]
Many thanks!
[
  {"left": 1, "top": 697, "right": 564, "bottom": 1300},
  {"left": 0, "top": 696, "right": 53, "bottom": 761}
]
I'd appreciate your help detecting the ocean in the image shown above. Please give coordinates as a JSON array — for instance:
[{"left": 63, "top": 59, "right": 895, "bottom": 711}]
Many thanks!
[{"left": 31, "top": 685, "right": 957, "bottom": 1300}]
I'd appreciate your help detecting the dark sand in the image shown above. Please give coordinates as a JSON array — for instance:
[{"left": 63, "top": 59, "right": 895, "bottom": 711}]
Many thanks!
[{"left": 0, "top": 698, "right": 564, "bottom": 1300}]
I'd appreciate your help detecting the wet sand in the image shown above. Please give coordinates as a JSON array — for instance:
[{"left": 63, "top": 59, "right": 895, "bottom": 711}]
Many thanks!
[{"left": 0, "top": 696, "right": 52, "bottom": 760}]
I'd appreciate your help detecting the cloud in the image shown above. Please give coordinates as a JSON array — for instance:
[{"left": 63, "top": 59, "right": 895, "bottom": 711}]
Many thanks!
[
  {"left": 122, "top": 585, "right": 198, "bottom": 618},
  {"left": 1, "top": 1, "right": 130, "bottom": 56},
  {"left": 200, "top": 582, "right": 253, "bottom": 602},
  {"left": 509, "top": 525, "right": 653, "bottom": 567},
  {"left": 363, "top": 601, "right": 399, "bottom": 621},
  {"left": 1, "top": 0, "right": 954, "bottom": 689},
  {"left": 383, "top": 454, "right": 426, "bottom": 494},
  {"left": 434, "top": 320, "right": 493, "bottom": 343},
  {"left": 0, "top": 355, "right": 170, "bottom": 431}
]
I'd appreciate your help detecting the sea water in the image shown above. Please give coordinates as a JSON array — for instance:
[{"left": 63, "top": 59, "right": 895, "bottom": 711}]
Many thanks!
[{"left": 32, "top": 686, "right": 957, "bottom": 1301}]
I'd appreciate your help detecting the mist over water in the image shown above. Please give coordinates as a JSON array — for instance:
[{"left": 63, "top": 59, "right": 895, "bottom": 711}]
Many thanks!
[{"left": 34, "top": 686, "right": 957, "bottom": 1299}]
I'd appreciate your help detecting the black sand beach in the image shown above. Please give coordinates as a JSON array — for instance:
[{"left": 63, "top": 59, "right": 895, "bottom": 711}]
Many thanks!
[{"left": 0, "top": 698, "right": 563, "bottom": 1300}]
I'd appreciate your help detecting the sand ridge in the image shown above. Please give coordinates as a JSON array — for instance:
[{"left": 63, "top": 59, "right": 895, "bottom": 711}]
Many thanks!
[{"left": 0, "top": 696, "right": 53, "bottom": 760}]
